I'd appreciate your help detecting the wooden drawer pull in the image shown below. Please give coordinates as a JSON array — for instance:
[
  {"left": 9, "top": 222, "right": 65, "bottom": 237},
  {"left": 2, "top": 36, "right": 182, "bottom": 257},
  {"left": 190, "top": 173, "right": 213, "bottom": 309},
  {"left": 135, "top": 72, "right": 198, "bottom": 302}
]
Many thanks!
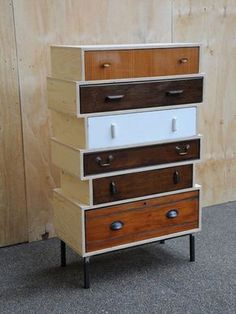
[
  {"left": 110, "top": 181, "right": 118, "bottom": 195},
  {"left": 173, "top": 170, "right": 180, "bottom": 184},
  {"left": 105, "top": 95, "right": 125, "bottom": 101},
  {"left": 179, "top": 57, "right": 189, "bottom": 64},
  {"left": 175, "top": 144, "right": 190, "bottom": 156},
  {"left": 96, "top": 155, "right": 114, "bottom": 167},
  {"left": 166, "top": 209, "right": 179, "bottom": 219},
  {"left": 110, "top": 221, "right": 124, "bottom": 231},
  {"left": 102, "top": 63, "right": 111, "bottom": 68},
  {"left": 166, "top": 90, "right": 184, "bottom": 96}
]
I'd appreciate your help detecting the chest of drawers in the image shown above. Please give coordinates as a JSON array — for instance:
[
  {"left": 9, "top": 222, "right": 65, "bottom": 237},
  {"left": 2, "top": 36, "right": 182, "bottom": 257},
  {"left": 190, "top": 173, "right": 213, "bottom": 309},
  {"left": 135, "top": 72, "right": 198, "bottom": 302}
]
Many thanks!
[{"left": 48, "top": 43, "right": 204, "bottom": 289}]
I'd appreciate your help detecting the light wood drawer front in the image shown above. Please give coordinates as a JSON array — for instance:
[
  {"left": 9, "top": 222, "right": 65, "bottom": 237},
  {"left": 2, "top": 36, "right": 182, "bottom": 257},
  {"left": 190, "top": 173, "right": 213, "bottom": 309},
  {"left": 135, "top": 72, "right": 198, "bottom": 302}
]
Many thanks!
[
  {"left": 87, "top": 107, "right": 197, "bottom": 149},
  {"left": 93, "top": 164, "right": 193, "bottom": 204},
  {"left": 84, "top": 47, "right": 199, "bottom": 80},
  {"left": 80, "top": 77, "right": 203, "bottom": 114},
  {"left": 84, "top": 138, "right": 200, "bottom": 176},
  {"left": 86, "top": 190, "right": 199, "bottom": 252}
]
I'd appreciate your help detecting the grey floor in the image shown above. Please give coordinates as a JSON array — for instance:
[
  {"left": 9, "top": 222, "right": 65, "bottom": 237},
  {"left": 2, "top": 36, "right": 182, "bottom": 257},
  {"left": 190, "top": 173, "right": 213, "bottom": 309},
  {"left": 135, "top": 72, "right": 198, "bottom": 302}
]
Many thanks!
[{"left": 0, "top": 202, "right": 236, "bottom": 314}]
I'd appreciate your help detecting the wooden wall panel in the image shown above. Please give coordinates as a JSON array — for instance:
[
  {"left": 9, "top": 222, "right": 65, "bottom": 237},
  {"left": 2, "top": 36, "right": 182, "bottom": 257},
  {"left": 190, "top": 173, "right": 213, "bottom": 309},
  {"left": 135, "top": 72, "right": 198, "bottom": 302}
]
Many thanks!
[
  {"left": 173, "top": 0, "right": 236, "bottom": 206},
  {"left": 12, "top": 0, "right": 172, "bottom": 241},
  {"left": 0, "top": 0, "right": 27, "bottom": 246}
]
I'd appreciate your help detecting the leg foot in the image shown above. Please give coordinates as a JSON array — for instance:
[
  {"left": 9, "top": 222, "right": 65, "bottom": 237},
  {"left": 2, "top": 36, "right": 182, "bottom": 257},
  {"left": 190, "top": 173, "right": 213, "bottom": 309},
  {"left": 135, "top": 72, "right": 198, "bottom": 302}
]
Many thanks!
[
  {"left": 61, "top": 240, "right": 66, "bottom": 267},
  {"left": 189, "top": 234, "right": 195, "bottom": 262},
  {"left": 160, "top": 240, "right": 165, "bottom": 244},
  {"left": 84, "top": 257, "right": 90, "bottom": 289}
]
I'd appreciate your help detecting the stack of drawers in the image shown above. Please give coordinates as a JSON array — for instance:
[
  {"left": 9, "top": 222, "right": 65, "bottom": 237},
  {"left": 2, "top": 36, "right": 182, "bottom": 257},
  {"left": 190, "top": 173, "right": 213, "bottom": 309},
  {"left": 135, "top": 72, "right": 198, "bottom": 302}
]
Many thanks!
[{"left": 47, "top": 43, "right": 204, "bottom": 288}]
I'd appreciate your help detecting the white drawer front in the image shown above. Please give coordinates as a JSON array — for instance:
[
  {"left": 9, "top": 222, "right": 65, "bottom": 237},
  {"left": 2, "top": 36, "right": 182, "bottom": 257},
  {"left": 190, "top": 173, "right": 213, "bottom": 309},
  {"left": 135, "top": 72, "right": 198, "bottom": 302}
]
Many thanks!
[{"left": 87, "top": 107, "right": 197, "bottom": 149}]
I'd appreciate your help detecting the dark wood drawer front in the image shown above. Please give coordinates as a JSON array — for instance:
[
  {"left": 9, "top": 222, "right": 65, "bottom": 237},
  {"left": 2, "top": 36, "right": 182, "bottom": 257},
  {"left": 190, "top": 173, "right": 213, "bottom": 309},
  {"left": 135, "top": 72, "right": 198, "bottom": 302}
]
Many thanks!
[
  {"left": 86, "top": 190, "right": 199, "bottom": 252},
  {"left": 80, "top": 78, "right": 203, "bottom": 114},
  {"left": 84, "top": 47, "right": 199, "bottom": 80},
  {"left": 84, "top": 139, "right": 200, "bottom": 176},
  {"left": 93, "top": 165, "right": 193, "bottom": 204}
]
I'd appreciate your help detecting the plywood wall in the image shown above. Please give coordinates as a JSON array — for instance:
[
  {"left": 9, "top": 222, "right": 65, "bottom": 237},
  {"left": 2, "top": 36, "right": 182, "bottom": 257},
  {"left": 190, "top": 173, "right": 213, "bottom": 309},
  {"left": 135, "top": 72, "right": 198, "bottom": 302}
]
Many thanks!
[
  {"left": 173, "top": 0, "right": 236, "bottom": 205},
  {"left": 1, "top": 0, "right": 235, "bottom": 245},
  {"left": 0, "top": 0, "right": 27, "bottom": 246}
]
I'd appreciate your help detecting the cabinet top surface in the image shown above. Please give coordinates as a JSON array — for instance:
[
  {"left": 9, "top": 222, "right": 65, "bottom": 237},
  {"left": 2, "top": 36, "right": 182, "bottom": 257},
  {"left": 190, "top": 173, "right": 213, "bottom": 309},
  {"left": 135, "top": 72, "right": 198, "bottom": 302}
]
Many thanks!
[{"left": 51, "top": 43, "right": 201, "bottom": 50}]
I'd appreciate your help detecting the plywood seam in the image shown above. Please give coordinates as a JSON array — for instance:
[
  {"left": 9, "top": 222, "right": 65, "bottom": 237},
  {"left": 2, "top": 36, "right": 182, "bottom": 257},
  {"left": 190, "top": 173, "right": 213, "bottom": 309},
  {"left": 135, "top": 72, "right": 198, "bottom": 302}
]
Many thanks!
[{"left": 11, "top": 0, "right": 29, "bottom": 240}]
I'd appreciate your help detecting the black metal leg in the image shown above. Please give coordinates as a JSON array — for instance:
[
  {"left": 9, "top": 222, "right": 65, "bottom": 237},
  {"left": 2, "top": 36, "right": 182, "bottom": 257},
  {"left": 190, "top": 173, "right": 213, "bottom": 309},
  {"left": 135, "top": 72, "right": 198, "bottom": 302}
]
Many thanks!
[
  {"left": 61, "top": 240, "right": 66, "bottom": 267},
  {"left": 84, "top": 257, "right": 90, "bottom": 289},
  {"left": 189, "top": 234, "right": 195, "bottom": 262},
  {"left": 160, "top": 240, "right": 165, "bottom": 244}
]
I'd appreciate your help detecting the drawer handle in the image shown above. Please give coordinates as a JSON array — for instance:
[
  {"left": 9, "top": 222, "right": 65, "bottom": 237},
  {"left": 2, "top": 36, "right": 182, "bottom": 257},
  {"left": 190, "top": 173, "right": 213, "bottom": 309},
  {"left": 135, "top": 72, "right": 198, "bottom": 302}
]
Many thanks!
[
  {"left": 110, "top": 221, "right": 124, "bottom": 231},
  {"left": 179, "top": 57, "right": 189, "bottom": 64},
  {"left": 106, "top": 95, "right": 125, "bottom": 101},
  {"left": 102, "top": 63, "right": 111, "bottom": 68},
  {"left": 110, "top": 181, "right": 118, "bottom": 195},
  {"left": 96, "top": 155, "right": 114, "bottom": 167},
  {"left": 175, "top": 144, "right": 190, "bottom": 156},
  {"left": 166, "top": 90, "right": 184, "bottom": 96},
  {"left": 173, "top": 170, "right": 180, "bottom": 184},
  {"left": 166, "top": 209, "right": 179, "bottom": 219}
]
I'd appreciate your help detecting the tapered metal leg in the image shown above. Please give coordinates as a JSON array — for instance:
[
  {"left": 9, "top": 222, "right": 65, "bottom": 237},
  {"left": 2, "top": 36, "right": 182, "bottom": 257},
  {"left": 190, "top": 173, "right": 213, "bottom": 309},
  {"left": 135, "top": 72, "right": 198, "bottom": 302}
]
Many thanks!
[
  {"left": 84, "top": 257, "right": 90, "bottom": 289},
  {"left": 160, "top": 240, "right": 165, "bottom": 244},
  {"left": 60, "top": 240, "right": 66, "bottom": 267},
  {"left": 189, "top": 234, "right": 195, "bottom": 262}
]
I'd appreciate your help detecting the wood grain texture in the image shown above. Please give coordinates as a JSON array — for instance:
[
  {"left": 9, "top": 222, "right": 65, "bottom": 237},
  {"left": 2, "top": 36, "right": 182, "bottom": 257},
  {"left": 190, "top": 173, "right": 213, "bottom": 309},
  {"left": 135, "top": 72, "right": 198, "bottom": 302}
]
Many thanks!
[
  {"left": 47, "top": 78, "right": 77, "bottom": 115},
  {"left": 80, "top": 77, "right": 203, "bottom": 114},
  {"left": 11, "top": 0, "right": 171, "bottom": 241},
  {"left": 86, "top": 190, "right": 199, "bottom": 252},
  {"left": 93, "top": 164, "right": 193, "bottom": 204},
  {"left": 51, "top": 111, "right": 86, "bottom": 148},
  {"left": 173, "top": 0, "right": 236, "bottom": 205},
  {"left": 84, "top": 139, "right": 200, "bottom": 176},
  {"left": 84, "top": 47, "right": 199, "bottom": 80},
  {"left": 53, "top": 190, "right": 83, "bottom": 255},
  {"left": 0, "top": 0, "right": 27, "bottom": 246},
  {"left": 60, "top": 171, "right": 90, "bottom": 205}
]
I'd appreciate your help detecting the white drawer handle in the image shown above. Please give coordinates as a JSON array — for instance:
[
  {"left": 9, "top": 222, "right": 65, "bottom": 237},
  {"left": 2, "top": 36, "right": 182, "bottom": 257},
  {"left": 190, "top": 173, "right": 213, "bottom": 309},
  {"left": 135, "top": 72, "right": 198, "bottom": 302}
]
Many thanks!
[
  {"left": 172, "top": 117, "right": 177, "bottom": 132},
  {"left": 111, "top": 123, "right": 117, "bottom": 139}
]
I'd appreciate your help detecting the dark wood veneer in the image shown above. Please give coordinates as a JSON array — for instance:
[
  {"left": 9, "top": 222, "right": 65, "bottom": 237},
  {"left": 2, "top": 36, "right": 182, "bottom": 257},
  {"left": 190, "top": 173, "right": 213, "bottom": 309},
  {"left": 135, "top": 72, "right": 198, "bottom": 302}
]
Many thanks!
[
  {"left": 92, "top": 164, "right": 193, "bottom": 204},
  {"left": 86, "top": 190, "right": 199, "bottom": 252},
  {"left": 80, "top": 77, "right": 203, "bottom": 114},
  {"left": 84, "top": 138, "right": 200, "bottom": 176}
]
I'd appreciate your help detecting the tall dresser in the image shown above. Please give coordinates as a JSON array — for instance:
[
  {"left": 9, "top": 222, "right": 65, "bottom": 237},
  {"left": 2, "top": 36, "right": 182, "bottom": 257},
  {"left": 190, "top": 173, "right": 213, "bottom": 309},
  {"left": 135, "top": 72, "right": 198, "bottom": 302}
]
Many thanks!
[{"left": 47, "top": 43, "right": 204, "bottom": 289}]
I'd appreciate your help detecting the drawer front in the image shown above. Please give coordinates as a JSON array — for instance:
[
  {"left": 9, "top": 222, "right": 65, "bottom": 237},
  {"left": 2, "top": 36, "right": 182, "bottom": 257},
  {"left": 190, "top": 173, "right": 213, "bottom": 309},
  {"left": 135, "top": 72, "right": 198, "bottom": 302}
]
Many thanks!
[
  {"left": 84, "top": 138, "right": 200, "bottom": 176},
  {"left": 93, "top": 164, "right": 193, "bottom": 204},
  {"left": 80, "top": 77, "right": 203, "bottom": 114},
  {"left": 86, "top": 190, "right": 199, "bottom": 252},
  {"left": 87, "top": 107, "right": 197, "bottom": 149},
  {"left": 84, "top": 47, "right": 199, "bottom": 80}
]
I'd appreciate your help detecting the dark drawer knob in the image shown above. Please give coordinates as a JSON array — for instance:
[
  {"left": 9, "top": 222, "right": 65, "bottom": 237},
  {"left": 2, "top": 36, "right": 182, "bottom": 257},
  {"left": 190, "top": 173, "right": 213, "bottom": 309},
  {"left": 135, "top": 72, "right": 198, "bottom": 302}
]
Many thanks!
[
  {"left": 106, "top": 95, "right": 125, "bottom": 101},
  {"left": 179, "top": 57, "right": 189, "bottom": 64},
  {"left": 96, "top": 155, "right": 114, "bottom": 167},
  {"left": 173, "top": 170, "right": 180, "bottom": 184},
  {"left": 110, "top": 221, "right": 124, "bottom": 231},
  {"left": 166, "top": 90, "right": 184, "bottom": 96},
  {"left": 175, "top": 144, "right": 190, "bottom": 156},
  {"left": 110, "top": 181, "right": 118, "bottom": 195},
  {"left": 166, "top": 209, "right": 179, "bottom": 219}
]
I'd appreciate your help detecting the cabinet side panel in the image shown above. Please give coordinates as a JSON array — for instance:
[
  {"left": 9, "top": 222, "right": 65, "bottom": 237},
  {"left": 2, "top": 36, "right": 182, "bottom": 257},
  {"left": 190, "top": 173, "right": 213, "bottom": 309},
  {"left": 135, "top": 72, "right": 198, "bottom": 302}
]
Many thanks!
[
  {"left": 51, "top": 140, "right": 81, "bottom": 177},
  {"left": 60, "top": 171, "right": 90, "bottom": 205},
  {"left": 47, "top": 78, "right": 77, "bottom": 115},
  {"left": 51, "top": 111, "right": 86, "bottom": 148},
  {"left": 51, "top": 47, "right": 83, "bottom": 80},
  {"left": 53, "top": 190, "right": 83, "bottom": 255}
]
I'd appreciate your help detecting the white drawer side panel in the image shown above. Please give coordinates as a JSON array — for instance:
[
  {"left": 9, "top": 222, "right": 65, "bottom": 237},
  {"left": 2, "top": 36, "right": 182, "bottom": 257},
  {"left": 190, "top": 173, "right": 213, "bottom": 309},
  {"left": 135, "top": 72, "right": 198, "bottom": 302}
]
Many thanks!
[{"left": 87, "top": 107, "right": 197, "bottom": 149}]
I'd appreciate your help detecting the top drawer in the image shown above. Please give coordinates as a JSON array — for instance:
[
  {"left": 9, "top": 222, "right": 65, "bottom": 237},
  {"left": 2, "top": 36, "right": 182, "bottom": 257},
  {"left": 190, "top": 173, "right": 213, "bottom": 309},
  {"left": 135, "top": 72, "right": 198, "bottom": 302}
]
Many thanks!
[{"left": 51, "top": 44, "right": 200, "bottom": 81}]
